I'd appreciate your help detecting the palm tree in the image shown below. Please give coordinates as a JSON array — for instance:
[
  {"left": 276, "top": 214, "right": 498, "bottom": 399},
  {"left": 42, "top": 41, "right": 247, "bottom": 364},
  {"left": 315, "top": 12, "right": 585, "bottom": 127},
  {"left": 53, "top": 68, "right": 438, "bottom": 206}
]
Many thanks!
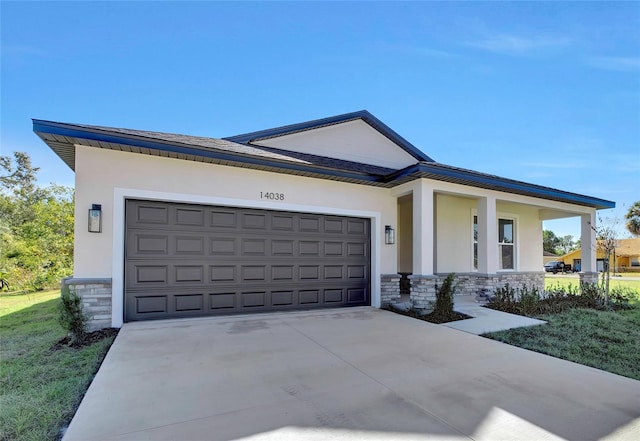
[{"left": 625, "top": 201, "right": 640, "bottom": 237}]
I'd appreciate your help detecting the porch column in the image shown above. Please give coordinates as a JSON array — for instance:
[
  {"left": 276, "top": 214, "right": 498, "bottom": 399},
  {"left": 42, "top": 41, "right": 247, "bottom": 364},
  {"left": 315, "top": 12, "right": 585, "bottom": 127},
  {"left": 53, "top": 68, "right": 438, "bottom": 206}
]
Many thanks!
[
  {"left": 413, "top": 181, "right": 434, "bottom": 276},
  {"left": 581, "top": 211, "right": 597, "bottom": 273},
  {"left": 477, "top": 196, "right": 498, "bottom": 274}
]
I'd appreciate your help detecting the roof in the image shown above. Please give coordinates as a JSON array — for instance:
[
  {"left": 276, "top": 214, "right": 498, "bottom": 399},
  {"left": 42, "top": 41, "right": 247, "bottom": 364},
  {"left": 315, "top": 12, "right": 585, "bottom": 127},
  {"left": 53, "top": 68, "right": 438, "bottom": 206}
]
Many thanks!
[
  {"left": 559, "top": 238, "right": 640, "bottom": 259},
  {"left": 615, "top": 238, "right": 640, "bottom": 257},
  {"left": 32, "top": 112, "right": 616, "bottom": 210}
]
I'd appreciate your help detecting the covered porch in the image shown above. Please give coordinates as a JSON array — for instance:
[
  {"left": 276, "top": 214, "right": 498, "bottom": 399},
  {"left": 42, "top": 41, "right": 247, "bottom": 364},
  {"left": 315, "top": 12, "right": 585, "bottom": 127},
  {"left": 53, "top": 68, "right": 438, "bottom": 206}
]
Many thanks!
[{"left": 381, "top": 178, "right": 601, "bottom": 309}]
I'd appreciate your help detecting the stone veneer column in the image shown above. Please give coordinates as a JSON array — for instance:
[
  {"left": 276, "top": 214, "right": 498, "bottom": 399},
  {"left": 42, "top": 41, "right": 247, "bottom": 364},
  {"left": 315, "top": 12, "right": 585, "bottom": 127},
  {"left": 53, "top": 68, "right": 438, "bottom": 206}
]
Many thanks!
[
  {"left": 380, "top": 274, "right": 401, "bottom": 305},
  {"left": 62, "top": 277, "right": 113, "bottom": 331}
]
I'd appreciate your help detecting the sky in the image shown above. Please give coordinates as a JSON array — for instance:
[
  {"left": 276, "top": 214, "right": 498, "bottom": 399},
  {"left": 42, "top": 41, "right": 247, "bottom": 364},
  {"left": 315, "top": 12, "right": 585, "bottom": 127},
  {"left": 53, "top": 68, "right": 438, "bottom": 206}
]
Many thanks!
[{"left": 2, "top": 1, "right": 639, "bottom": 239}]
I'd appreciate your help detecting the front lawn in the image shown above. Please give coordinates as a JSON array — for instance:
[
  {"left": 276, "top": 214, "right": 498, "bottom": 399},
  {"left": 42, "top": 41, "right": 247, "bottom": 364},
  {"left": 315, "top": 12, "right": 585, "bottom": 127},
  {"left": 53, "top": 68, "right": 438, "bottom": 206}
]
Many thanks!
[
  {"left": 545, "top": 275, "right": 640, "bottom": 294},
  {"left": 0, "top": 290, "right": 116, "bottom": 441},
  {"left": 484, "top": 306, "right": 640, "bottom": 380}
]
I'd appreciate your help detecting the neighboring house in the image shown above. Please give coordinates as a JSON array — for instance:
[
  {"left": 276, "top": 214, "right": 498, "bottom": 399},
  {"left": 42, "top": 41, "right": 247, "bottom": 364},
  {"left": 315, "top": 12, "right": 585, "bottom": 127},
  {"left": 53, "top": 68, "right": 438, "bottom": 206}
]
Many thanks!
[
  {"left": 33, "top": 111, "right": 615, "bottom": 329},
  {"left": 560, "top": 238, "right": 640, "bottom": 272},
  {"left": 543, "top": 251, "right": 560, "bottom": 265}
]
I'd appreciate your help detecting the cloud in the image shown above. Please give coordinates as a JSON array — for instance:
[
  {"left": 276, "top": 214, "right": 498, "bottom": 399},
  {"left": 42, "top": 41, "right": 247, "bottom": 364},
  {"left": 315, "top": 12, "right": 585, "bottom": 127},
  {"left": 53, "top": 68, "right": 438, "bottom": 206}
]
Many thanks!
[
  {"left": 587, "top": 56, "right": 640, "bottom": 72},
  {"left": 466, "top": 33, "right": 573, "bottom": 55}
]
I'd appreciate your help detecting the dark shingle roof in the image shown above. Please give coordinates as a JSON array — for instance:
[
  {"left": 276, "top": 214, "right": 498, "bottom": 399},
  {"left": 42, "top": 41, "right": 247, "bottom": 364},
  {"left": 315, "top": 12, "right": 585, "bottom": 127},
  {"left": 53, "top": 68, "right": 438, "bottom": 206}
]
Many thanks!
[{"left": 32, "top": 115, "right": 616, "bottom": 210}]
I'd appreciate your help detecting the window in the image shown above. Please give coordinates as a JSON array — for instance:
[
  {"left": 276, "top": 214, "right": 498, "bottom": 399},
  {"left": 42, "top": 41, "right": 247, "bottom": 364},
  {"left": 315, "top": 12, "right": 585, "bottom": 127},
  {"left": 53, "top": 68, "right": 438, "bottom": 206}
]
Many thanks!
[
  {"left": 499, "top": 218, "right": 515, "bottom": 270},
  {"left": 473, "top": 215, "right": 478, "bottom": 270},
  {"left": 472, "top": 215, "right": 516, "bottom": 271}
]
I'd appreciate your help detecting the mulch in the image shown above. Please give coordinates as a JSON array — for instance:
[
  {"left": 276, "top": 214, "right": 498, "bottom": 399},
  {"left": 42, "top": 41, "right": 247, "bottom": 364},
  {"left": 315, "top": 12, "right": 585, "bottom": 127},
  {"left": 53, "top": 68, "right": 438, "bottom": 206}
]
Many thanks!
[
  {"left": 384, "top": 305, "right": 472, "bottom": 324},
  {"left": 50, "top": 328, "right": 119, "bottom": 351}
]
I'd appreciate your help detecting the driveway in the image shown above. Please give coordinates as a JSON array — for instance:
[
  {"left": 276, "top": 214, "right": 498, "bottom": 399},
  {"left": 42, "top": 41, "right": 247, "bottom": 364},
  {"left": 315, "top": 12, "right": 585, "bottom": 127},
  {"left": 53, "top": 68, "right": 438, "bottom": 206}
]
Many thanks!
[{"left": 64, "top": 308, "right": 640, "bottom": 441}]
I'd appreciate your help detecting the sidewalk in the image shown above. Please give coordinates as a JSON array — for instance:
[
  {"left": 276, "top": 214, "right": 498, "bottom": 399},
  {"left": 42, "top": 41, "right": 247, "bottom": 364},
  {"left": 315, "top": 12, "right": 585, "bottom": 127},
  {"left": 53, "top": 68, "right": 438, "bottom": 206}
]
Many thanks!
[{"left": 444, "top": 295, "right": 546, "bottom": 335}]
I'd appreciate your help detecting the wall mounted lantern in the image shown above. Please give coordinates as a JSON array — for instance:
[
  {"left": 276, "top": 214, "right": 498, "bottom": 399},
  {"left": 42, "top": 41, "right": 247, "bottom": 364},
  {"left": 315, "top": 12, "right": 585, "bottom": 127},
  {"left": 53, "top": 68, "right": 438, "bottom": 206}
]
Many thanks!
[
  {"left": 385, "top": 225, "right": 395, "bottom": 245},
  {"left": 88, "top": 204, "right": 102, "bottom": 233}
]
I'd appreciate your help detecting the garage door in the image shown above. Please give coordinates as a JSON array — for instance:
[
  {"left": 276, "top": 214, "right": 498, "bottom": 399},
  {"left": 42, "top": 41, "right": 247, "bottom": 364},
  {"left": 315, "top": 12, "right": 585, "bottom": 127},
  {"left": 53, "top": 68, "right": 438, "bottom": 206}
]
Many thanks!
[{"left": 125, "top": 200, "right": 371, "bottom": 321}]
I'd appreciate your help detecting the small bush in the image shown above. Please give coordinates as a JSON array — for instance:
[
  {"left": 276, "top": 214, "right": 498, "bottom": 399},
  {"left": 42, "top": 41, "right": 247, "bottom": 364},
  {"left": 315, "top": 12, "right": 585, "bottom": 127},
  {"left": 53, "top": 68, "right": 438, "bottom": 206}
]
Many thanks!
[
  {"left": 489, "top": 283, "right": 519, "bottom": 314},
  {"left": 431, "top": 273, "right": 457, "bottom": 322},
  {"left": 488, "top": 281, "right": 635, "bottom": 316},
  {"left": 58, "top": 285, "right": 89, "bottom": 345}
]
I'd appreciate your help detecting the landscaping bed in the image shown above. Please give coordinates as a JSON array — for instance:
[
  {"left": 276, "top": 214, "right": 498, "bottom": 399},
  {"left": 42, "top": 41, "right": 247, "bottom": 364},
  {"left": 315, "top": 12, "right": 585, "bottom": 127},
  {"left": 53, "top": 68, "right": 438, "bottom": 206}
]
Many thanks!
[
  {"left": 384, "top": 304, "right": 471, "bottom": 324},
  {"left": 0, "top": 290, "right": 117, "bottom": 441}
]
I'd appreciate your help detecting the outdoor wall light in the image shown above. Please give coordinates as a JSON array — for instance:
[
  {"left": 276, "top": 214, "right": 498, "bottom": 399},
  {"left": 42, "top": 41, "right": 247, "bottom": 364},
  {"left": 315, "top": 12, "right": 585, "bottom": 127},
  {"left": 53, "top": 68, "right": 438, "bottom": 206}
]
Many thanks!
[
  {"left": 385, "top": 225, "right": 395, "bottom": 245},
  {"left": 88, "top": 204, "right": 102, "bottom": 233}
]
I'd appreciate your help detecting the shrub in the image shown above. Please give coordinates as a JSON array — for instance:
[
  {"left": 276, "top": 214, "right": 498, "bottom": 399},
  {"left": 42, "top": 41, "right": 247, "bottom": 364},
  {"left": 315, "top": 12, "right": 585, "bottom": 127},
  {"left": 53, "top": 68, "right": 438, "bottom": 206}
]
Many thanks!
[
  {"left": 488, "top": 280, "right": 635, "bottom": 317},
  {"left": 58, "top": 285, "right": 89, "bottom": 345},
  {"left": 431, "top": 273, "right": 457, "bottom": 321},
  {"left": 489, "top": 283, "right": 519, "bottom": 314}
]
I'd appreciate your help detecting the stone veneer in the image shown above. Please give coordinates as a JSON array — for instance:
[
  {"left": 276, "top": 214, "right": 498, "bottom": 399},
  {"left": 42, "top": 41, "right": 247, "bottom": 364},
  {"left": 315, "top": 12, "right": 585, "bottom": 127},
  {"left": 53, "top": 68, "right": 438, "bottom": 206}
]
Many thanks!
[
  {"left": 380, "top": 273, "right": 401, "bottom": 305},
  {"left": 62, "top": 277, "right": 112, "bottom": 331},
  {"left": 579, "top": 272, "right": 599, "bottom": 285},
  {"left": 406, "top": 272, "right": 545, "bottom": 310}
]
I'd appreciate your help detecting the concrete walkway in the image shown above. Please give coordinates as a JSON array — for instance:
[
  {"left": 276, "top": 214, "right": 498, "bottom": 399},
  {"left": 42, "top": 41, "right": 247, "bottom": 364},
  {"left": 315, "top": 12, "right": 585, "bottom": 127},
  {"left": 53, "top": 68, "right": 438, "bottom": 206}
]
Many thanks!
[
  {"left": 63, "top": 308, "right": 640, "bottom": 441},
  {"left": 444, "top": 296, "right": 546, "bottom": 335}
]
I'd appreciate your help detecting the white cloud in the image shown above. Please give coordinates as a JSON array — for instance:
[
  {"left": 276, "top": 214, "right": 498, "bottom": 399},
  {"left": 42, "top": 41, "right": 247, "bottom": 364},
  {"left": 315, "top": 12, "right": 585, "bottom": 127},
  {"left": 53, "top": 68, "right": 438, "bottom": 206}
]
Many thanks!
[{"left": 466, "top": 33, "right": 573, "bottom": 55}]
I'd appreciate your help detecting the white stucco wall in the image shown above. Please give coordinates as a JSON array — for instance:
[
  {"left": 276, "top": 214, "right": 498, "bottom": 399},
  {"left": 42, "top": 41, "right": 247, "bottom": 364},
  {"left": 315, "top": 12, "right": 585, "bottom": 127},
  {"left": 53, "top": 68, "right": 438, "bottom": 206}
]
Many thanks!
[
  {"left": 253, "top": 119, "right": 418, "bottom": 169},
  {"left": 434, "top": 194, "right": 544, "bottom": 273},
  {"left": 435, "top": 194, "right": 476, "bottom": 273},
  {"left": 74, "top": 145, "right": 398, "bottom": 280}
]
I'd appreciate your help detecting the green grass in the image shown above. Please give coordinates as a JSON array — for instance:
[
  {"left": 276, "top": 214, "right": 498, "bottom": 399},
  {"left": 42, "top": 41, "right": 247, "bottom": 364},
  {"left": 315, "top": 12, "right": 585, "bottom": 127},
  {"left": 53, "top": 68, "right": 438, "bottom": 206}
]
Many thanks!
[
  {"left": 545, "top": 275, "right": 640, "bottom": 295},
  {"left": 0, "top": 290, "right": 116, "bottom": 441},
  {"left": 484, "top": 306, "right": 640, "bottom": 380}
]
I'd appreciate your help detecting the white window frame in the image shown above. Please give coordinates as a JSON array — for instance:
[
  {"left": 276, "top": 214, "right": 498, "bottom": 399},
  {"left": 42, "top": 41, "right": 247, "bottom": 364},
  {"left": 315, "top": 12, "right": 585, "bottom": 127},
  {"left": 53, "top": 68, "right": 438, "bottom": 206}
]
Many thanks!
[
  {"left": 498, "top": 216, "right": 516, "bottom": 271},
  {"left": 471, "top": 210, "right": 519, "bottom": 272}
]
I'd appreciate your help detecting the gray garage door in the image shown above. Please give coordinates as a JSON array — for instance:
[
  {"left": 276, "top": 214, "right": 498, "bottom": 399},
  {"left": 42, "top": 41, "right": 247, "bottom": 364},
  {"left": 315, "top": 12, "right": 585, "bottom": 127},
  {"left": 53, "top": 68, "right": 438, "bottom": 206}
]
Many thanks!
[{"left": 125, "top": 200, "right": 371, "bottom": 322}]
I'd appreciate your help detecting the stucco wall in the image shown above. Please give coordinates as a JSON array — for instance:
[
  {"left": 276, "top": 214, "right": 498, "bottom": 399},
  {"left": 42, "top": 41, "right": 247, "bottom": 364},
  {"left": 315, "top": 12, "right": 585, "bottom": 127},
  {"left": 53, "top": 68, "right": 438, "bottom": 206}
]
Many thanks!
[
  {"left": 254, "top": 119, "right": 417, "bottom": 169},
  {"left": 435, "top": 194, "right": 476, "bottom": 272},
  {"left": 397, "top": 195, "right": 413, "bottom": 273},
  {"left": 74, "top": 145, "right": 398, "bottom": 278},
  {"left": 435, "top": 194, "right": 544, "bottom": 273}
]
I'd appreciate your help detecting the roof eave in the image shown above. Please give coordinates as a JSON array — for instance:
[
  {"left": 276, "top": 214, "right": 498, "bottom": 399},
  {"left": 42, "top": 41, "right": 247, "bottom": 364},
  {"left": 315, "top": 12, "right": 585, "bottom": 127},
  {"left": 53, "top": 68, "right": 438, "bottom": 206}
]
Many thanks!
[
  {"left": 384, "top": 162, "right": 615, "bottom": 210},
  {"left": 32, "top": 119, "right": 389, "bottom": 185}
]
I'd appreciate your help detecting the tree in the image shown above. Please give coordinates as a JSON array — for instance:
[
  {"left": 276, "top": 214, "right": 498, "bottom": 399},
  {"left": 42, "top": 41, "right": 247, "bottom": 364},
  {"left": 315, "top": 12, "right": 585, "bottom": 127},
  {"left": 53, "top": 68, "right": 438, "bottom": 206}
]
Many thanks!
[
  {"left": 625, "top": 201, "right": 640, "bottom": 237},
  {"left": 543, "top": 230, "right": 561, "bottom": 255},
  {"left": 591, "top": 217, "right": 621, "bottom": 303},
  {"left": 557, "top": 235, "right": 578, "bottom": 255},
  {"left": 1, "top": 152, "right": 74, "bottom": 292}
]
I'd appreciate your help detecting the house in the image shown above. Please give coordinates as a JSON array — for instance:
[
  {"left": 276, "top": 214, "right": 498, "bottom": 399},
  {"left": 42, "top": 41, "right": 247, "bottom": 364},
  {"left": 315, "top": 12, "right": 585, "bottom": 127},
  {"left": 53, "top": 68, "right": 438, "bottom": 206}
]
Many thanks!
[
  {"left": 33, "top": 111, "right": 615, "bottom": 329},
  {"left": 543, "top": 251, "right": 560, "bottom": 265},
  {"left": 560, "top": 238, "right": 640, "bottom": 272}
]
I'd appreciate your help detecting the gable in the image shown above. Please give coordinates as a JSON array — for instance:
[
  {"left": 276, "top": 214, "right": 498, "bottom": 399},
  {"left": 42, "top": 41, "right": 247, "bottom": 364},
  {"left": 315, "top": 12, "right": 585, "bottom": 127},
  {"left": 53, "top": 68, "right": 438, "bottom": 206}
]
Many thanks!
[{"left": 249, "top": 119, "right": 420, "bottom": 170}]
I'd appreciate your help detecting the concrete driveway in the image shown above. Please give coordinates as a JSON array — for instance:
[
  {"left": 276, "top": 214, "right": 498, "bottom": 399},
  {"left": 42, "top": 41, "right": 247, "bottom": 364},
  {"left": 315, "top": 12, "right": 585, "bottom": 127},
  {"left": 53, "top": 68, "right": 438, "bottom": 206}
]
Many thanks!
[{"left": 64, "top": 308, "right": 640, "bottom": 441}]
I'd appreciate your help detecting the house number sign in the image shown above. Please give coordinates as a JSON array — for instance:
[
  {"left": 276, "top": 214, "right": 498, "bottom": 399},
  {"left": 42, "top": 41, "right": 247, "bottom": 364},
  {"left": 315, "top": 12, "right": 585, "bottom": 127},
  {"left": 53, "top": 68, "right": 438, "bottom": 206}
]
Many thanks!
[{"left": 260, "top": 192, "right": 285, "bottom": 201}]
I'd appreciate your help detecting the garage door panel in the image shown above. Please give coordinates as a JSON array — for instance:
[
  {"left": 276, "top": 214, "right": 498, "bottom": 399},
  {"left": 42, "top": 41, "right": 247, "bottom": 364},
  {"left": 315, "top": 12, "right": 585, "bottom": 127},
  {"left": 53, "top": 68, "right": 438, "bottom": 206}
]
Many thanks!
[
  {"left": 175, "top": 236, "right": 204, "bottom": 255},
  {"left": 175, "top": 294, "right": 204, "bottom": 312},
  {"left": 210, "top": 237, "right": 237, "bottom": 255},
  {"left": 175, "top": 207, "right": 205, "bottom": 226},
  {"left": 175, "top": 266, "right": 204, "bottom": 283},
  {"left": 125, "top": 200, "right": 370, "bottom": 322},
  {"left": 132, "top": 204, "right": 169, "bottom": 225},
  {"left": 241, "top": 239, "right": 267, "bottom": 256},
  {"left": 210, "top": 292, "right": 236, "bottom": 310},
  {"left": 210, "top": 209, "right": 237, "bottom": 228}
]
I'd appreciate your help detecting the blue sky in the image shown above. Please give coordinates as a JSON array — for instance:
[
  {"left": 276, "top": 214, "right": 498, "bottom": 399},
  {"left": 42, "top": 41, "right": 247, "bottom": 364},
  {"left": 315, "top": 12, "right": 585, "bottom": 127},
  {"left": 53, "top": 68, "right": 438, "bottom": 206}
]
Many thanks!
[{"left": 2, "top": 1, "right": 639, "bottom": 239}]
